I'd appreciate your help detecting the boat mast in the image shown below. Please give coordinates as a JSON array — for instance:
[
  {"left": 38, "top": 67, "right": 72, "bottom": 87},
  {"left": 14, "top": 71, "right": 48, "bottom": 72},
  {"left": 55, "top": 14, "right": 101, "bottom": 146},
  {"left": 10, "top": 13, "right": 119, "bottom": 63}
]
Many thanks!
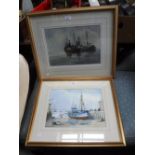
[
  {"left": 80, "top": 92, "right": 85, "bottom": 111},
  {"left": 86, "top": 31, "right": 88, "bottom": 45},
  {"left": 73, "top": 32, "right": 76, "bottom": 44}
]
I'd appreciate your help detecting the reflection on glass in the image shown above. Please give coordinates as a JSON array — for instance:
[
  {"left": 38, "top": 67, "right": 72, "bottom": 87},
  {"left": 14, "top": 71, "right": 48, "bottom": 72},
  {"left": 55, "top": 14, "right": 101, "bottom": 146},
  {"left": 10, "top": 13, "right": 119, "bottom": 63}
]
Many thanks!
[
  {"left": 62, "top": 134, "right": 78, "bottom": 140},
  {"left": 83, "top": 133, "right": 104, "bottom": 140},
  {"left": 61, "top": 133, "right": 105, "bottom": 142}
]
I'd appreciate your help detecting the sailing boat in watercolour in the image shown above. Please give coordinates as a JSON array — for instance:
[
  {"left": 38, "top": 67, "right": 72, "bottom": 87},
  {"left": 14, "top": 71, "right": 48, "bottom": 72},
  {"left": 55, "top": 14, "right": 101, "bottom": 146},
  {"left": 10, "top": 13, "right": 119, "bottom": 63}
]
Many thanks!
[{"left": 68, "top": 92, "right": 89, "bottom": 119}]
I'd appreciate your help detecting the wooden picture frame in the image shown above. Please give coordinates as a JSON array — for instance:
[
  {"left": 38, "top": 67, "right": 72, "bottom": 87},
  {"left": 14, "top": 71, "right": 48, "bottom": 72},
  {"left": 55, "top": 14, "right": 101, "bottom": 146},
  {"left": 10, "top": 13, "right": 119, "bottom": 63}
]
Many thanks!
[
  {"left": 25, "top": 6, "right": 126, "bottom": 147},
  {"left": 26, "top": 5, "right": 118, "bottom": 80}
]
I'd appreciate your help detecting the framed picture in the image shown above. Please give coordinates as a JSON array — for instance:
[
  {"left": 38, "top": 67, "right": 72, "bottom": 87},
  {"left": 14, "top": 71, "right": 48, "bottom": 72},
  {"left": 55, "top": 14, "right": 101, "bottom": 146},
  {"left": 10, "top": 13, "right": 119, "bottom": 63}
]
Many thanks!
[
  {"left": 27, "top": 6, "right": 118, "bottom": 80},
  {"left": 26, "top": 80, "right": 125, "bottom": 147},
  {"left": 26, "top": 6, "right": 126, "bottom": 147}
]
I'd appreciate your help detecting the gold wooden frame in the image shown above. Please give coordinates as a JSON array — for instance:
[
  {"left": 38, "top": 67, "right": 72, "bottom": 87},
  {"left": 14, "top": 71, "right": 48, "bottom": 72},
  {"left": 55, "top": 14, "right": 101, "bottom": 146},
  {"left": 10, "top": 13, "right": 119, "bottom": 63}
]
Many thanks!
[
  {"left": 25, "top": 6, "right": 126, "bottom": 147},
  {"left": 27, "top": 5, "right": 118, "bottom": 80}
]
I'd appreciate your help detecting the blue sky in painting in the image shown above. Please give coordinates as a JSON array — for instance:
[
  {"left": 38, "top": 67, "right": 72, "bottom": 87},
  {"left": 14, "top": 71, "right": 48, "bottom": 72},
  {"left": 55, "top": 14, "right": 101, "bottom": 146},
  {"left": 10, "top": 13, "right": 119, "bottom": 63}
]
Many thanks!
[{"left": 48, "top": 89, "right": 102, "bottom": 112}]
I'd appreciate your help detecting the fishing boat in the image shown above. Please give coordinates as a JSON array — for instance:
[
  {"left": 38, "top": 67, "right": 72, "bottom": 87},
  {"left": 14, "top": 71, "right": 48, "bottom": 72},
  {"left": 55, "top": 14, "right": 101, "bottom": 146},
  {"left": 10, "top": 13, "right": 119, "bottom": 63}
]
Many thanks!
[
  {"left": 68, "top": 92, "right": 89, "bottom": 119},
  {"left": 64, "top": 31, "right": 96, "bottom": 57}
]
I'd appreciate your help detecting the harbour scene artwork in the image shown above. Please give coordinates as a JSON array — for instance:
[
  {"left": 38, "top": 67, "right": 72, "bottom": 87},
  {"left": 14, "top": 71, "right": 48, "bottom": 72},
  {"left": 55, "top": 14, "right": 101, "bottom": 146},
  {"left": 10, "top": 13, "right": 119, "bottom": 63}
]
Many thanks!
[
  {"left": 45, "top": 89, "right": 106, "bottom": 128},
  {"left": 44, "top": 25, "right": 101, "bottom": 66}
]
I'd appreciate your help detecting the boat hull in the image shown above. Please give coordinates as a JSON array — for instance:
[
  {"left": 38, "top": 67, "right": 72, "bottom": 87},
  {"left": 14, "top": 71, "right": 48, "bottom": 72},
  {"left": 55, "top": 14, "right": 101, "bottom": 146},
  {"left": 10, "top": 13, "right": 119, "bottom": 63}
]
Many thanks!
[
  {"left": 68, "top": 111, "right": 89, "bottom": 120},
  {"left": 69, "top": 116, "right": 88, "bottom": 120}
]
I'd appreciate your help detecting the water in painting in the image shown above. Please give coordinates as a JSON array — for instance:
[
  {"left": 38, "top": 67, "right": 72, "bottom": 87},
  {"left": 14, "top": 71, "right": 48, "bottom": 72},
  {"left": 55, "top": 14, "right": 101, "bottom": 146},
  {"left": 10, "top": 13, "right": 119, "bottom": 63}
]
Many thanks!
[{"left": 45, "top": 89, "right": 106, "bottom": 128}]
